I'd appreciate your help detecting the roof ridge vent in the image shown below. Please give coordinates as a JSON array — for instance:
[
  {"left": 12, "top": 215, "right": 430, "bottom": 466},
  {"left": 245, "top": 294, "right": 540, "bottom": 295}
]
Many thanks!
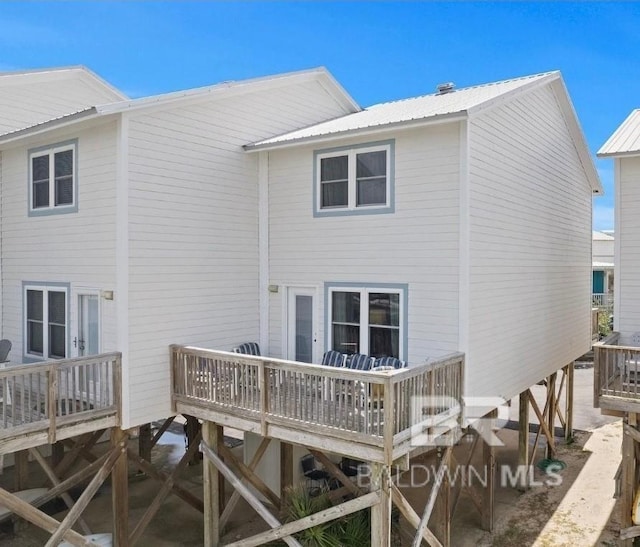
[{"left": 436, "top": 82, "right": 455, "bottom": 95}]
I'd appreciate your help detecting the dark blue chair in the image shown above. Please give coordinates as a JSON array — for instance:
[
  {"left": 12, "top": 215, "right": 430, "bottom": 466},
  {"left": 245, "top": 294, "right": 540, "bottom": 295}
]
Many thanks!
[
  {"left": 345, "top": 353, "right": 373, "bottom": 371},
  {"left": 321, "top": 350, "right": 344, "bottom": 367},
  {"left": 232, "top": 342, "right": 261, "bottom": 356},
  {"left": 373, "top": 356, "right": 406, "bottom": 370}
]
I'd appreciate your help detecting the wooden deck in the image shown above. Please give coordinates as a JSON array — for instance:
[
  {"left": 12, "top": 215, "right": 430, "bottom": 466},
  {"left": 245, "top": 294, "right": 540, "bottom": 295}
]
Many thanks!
[
  {"left": 170, "top": 345, "right": 464, "bottom": 464},
  {"left": 0, "top": 353, "right": 121, "bottom": 454},
  {"left": 594, "top": 332, "right": 640, "bottom": 413}
]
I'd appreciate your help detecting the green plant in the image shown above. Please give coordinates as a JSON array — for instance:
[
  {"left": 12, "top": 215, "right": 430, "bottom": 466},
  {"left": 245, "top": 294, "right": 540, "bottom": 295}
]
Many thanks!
[
  {"left": 598, "top": 310, "right": 612, "bottom": 338},
  {"left": 281, "top": 486, "right": 371, "bottom": 547}
]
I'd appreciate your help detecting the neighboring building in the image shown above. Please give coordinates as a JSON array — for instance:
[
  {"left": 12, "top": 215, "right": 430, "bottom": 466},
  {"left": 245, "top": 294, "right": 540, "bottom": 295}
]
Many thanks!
[
  {"left": 599, "top": 110, "right": 640, "bottom": 340},
  {"left": 0, "top": 68, "right": 599, "bottom": 428},
  {"left": 593, "top": 230, "right": 614, "bottom": 311},
  {"left": 596, "top": 110, "right": 640, "bottom": 546}
]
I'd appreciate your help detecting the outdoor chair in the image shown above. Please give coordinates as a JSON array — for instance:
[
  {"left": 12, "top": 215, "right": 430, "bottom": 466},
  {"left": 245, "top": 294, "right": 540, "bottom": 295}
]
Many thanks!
[
  {"left": 232, "top": 342, "right": 261, "bottom": 356},
  {"left": 0, "top": 339, "right": 12, "bottom": 409},
  {"left": 0, "top": 339, "right": 11, "bottom": 363},
  {"left": 320, "top": 350, "right": 345, "bottom": 367},
  {"left": 373, "top": 356, "right": 406, "bottom": 370},
  {"left": 345, "top": 353, "right": 373, "bottom": 371},
  {"left": 340, "top": 457, "right": 362, "bottom": 478},
  {"left": 301, "top": 453, "right": 331, "bottom": 495},
  {"left": 620, "top": 333, "right": 640, "bottom": 387}
]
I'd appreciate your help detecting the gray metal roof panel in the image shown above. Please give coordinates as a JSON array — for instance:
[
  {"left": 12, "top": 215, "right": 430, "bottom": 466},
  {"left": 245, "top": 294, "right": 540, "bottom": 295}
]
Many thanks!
[
  {"left": 598, "top": 110, "right": 640, "bottom": 157},
  {"left": 248, "top": 72, "right": 556, "bottom": 148}
]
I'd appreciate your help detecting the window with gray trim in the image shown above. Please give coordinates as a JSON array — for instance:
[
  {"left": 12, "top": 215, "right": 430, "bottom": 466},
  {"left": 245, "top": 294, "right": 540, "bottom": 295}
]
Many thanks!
[
  {"left": 29, "top": 141, "right": 76, "bottom": 214},
  {"left": 25, "top": 285, "right": 68, "bottom": 359},
  {"left": 315, "top": 141, "right": 393, "bottom": 215},
  {"left": 329, "top": 287, "right": 403, "bottom": 359}
]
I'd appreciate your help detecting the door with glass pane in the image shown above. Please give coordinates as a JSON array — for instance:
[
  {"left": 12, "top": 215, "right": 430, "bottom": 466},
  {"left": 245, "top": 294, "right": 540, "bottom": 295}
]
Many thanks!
[
  {"left": 287, "top": 288, "right": 315, "bottom": 363},
  {"left": 77, "top": 294, "right": 100, "bottom": 357},
  {"left": 76, "top": 293, "right": 103, "bottom": 406}
]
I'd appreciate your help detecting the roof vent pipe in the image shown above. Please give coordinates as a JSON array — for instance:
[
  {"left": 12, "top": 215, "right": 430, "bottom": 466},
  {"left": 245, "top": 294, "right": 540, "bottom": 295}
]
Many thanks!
[{"left": 436, "top": 82, "right": 455, "bottom": 95}]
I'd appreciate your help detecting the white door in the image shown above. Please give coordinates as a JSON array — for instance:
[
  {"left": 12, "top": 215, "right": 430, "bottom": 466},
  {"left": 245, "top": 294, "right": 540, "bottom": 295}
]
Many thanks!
[
  {"left": 77, "top": 294, "right": 100, "bottom": 356},
  {"left": 287, "top": 288, "right": 316, "bottom": 363},
  {"left": 75, "top": 293, "right": 104, "bottom": 405}
]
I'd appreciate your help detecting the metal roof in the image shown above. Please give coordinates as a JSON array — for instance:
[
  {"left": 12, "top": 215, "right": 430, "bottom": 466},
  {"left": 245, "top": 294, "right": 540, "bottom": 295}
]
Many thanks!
[
  {"left": 247, "top": 72, "right": 557, "bottom": 150},
  {"left": 0, "top": 67, "right": 359, "bottom": 144},
  {"left": 598, "top": 110, "right": 640, "bottom": 157},
  {"left": 593, "top": 261, "right": 614, "bottom": 269},
  {"left": 593, "top": 230, "right": 615, "bottom": 241}
]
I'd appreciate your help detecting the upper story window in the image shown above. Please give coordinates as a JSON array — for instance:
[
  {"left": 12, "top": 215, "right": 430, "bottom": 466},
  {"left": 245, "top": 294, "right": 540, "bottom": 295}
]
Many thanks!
[
  {"left": 29, "top": 140, "right": 78, "bottom": 216},
  {"left": 314, "top": 140, "right": 394, "bottom": 217},
  {"left": 24, "top": 283, "right": 69, "bottom": 360}
]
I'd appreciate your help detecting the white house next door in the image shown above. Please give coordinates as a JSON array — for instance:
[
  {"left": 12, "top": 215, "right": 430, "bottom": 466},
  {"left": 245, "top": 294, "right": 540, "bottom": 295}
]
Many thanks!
[{"left": 287, "top": 288, "right": 315, "bottom": 363}]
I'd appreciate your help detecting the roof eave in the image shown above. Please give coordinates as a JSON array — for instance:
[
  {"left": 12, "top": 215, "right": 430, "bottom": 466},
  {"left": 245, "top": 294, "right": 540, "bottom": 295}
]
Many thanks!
[
  {"left": 549, "top": 77, "right": 603, "bottom": 195},
  {"left": 597, "top": 149, "right": 640, "bottom": 159},
  {"left": 244, "top": 111, "right": 468, "bottom": 152},
  {"left": 0, "top": 107, "right": 101, "bottom": 146}
]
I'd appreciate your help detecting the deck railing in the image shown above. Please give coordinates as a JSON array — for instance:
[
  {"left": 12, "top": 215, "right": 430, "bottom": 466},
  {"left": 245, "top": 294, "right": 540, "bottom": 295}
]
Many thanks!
[
  {"left": 171, "top": 345, "right": 464, "bottom": 459},
  {"left": 593, "top": 332, "right": 640, "bottom": 411},
  {"left": 0, "top": 353, "right": 121, "bottom": 450},
  {"left": 592, "top": 293, "right": 614, "bottom": 312}
]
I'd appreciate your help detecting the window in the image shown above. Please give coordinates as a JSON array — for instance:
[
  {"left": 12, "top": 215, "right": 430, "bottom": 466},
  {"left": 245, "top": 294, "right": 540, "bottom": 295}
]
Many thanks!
[
  {"left": 24, "top": 285, "right": 68, "bottom": 360},
  {"left": 327, "top": 284, "right": 406, "bottom": 359},
  {"left": 29, "top": 140, "right": 77, "bottom": 216},
  {"left": 314, "top": 141, "right": 394, "bottom": 216}
]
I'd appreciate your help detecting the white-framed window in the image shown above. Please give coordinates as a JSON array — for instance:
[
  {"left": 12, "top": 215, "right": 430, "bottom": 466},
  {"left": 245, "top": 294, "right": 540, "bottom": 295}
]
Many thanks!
[
  {"left": 326, "top": 284, "right": 406, "bottom": 359},
  {"left": 24, "top": 284, "right": 69, "bottom": 360},
  {"left": 29, "top": 140, "right": 78, "bottom": 216},
  {"left": 314, "top": 140, "right": 394, "bottom": 217}
]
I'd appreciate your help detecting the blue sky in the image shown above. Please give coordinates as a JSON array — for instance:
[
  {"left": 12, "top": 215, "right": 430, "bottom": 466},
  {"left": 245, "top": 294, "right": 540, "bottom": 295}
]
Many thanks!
[{"left": 2, "top": 1, "right": 638, "bottom": 230}]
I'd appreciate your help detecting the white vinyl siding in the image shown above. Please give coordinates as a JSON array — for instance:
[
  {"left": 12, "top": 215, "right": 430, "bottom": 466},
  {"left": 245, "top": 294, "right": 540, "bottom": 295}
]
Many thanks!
[
  {"left": 0, "top": 70, "right": 123, "bottom": 135},
  {"left": 467, "top": 84, "right": 592, "bottom": 401},
  {"left": 125, "top": 80, "right": 352, "bottom": 426},
  {"left": 268, "top": 125, "right": 461, "bottom": 363},
  {"left": 616, "top": 156, "right": 640, "bottom": 343},
  {"left": 1, "top": 120, "right": 119, "bottom": 362}
]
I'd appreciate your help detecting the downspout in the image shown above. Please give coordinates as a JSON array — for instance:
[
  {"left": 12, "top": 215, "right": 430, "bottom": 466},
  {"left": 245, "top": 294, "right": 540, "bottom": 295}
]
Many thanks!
[
  {"left": 116, "top": 114, "right": 130, "bottom": 428},
  {"left": 258, "top": 151, "right": 269, "bottom": 352},
  {"left": 458, "top": 119, "right": 470, "bottom": 408}
]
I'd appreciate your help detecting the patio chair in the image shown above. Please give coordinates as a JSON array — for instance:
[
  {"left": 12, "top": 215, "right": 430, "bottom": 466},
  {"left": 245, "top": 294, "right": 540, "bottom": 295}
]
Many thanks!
[
  {"left": 301, "top": 453, "right": 331, "bottom": 495},
  {"left": 321, "top": 350, "right": 345, "bottom": 367},
  {"left": 340, "top": 457, "right": 362, "bottom": 478},
  {"left": 232, "top": 342, "right": 261, "bottom": 356},
  {"left": 0, "top": 339, "right": 11, "bottom": 363},
  {"left": 373, "top": 356, "right": 406, "bottom": 370},
  {"left": 345, "top": 353, "right": 373, "bottom": 371},
  {"left": 621, "top": 333, "right": 640, "bottom": 387}
]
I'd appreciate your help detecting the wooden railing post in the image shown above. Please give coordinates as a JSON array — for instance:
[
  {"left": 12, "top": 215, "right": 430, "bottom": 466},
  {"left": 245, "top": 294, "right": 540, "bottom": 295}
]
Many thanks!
[
  {"left": 113, "top": 355, "right": 122, "bottom": 427},
  {"left": 47, "top": 365, "right": 58, "bottom": 444},
  {"left": 594, "top": 344, "right": 601, "bottom": 408},
  {"left": 260, "top": 361, "right": 268, "bottom": 436},
  {"left": 383, "top": 377, "right": 394, "bottom": 465}
]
